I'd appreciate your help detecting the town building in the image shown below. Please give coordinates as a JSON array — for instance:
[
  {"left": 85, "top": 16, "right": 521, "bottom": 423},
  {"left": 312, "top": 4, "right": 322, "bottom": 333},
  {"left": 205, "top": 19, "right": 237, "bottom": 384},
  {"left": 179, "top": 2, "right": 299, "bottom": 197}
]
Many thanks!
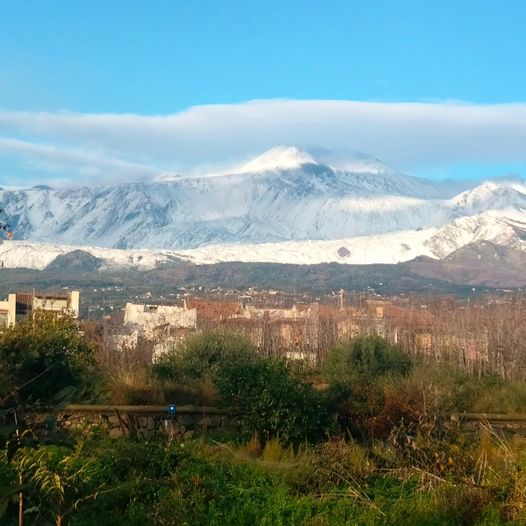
[{"left": 0, "top": 290, "right": 80, "bottom": 327}]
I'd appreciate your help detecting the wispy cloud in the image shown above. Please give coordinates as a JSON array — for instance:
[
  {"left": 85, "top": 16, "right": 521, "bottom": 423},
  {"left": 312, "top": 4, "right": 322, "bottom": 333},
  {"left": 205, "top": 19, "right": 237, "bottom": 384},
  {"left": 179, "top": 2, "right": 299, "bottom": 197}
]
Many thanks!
[
  {"left": 1, "top": 99, "right": 526, "bottom": 185},
  {"left": 0, "top": 137, "right": 160, "bottom": 185}
]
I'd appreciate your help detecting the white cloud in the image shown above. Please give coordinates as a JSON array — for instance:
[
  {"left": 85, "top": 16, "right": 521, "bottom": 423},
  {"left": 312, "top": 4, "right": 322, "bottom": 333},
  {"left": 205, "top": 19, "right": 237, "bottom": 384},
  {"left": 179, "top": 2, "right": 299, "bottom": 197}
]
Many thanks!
[
  {"left": 0, "top": 137, "right": 161, "bottom": 185},
  {"left": 1, "top": 99, "right": 526, "bottom": 184}
]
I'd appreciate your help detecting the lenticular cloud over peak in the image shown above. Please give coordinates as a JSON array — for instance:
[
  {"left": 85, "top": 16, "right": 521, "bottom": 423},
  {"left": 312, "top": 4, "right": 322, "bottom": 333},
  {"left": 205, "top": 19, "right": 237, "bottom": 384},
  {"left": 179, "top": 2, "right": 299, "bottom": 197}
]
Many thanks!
[{"left": 1, "top": 99, "right": 526, "bottom": 185}]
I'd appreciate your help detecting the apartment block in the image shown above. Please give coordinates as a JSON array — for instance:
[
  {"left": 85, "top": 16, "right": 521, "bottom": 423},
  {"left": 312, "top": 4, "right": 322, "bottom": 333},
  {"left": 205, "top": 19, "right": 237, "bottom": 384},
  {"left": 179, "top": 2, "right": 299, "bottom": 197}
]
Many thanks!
[{"left": 0, "top": 290, "right": 80, "bottom": 327}]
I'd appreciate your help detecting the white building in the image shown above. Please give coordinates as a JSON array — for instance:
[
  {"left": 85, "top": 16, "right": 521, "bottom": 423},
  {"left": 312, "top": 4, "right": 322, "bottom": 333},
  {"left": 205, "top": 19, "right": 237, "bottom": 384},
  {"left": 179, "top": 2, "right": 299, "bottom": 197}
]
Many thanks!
[{"left": 123, "top": 303, "right": 197, "bottom": 339}]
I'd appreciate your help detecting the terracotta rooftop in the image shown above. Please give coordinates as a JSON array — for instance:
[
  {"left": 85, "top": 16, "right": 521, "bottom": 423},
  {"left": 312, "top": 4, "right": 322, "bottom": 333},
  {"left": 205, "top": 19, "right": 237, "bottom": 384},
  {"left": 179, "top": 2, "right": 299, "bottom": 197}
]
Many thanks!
[
  {"left": 186, "top": 298, "right": 244, "bottom": 321},
  {"left": 383, "top": 305, "right": 435, "bottom": 327}
]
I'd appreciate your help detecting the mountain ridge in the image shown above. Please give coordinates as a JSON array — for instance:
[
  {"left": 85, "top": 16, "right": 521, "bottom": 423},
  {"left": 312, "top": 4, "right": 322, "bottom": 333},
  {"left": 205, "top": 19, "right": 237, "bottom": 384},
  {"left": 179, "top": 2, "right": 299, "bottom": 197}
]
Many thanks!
[{"left": 0, "top": 146, "right": 525, "bottom": 269}]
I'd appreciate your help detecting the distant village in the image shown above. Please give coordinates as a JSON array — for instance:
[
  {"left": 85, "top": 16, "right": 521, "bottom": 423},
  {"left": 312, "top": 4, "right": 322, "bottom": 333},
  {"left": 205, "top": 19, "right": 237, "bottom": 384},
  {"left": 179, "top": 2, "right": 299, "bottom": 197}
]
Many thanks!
[{"left": 2, "top": 287, "right": 525, "bottom": 379}]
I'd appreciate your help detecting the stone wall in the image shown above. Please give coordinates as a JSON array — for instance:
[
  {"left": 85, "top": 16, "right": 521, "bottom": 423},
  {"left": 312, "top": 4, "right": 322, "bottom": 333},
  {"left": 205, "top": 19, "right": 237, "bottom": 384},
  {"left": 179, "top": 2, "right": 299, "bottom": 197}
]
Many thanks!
[{"left": 56, "top": 404, "right": 235, "bottom": 440}]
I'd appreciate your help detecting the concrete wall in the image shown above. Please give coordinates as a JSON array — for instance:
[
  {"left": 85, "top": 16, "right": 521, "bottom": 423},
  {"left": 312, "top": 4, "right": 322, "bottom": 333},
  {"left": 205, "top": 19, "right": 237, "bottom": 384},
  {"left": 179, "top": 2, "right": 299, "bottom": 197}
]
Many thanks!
[
  {"left": 32, "top": 291, "right": 80, "bottom": 318},
  {"left": 124, "top": 303, "right": 197, "bottom": 339},
  {"left": 70, "top": 290, "right": 80, "bottom": 318},
  {"left": 0, "top": 294, "right": 17, "bottom": 326},
  {"left": 32, "top": 297, "right": 69, "bottom": 312},
  {"left": 243, "top": 304, "right": 310, "bottom": 320}
]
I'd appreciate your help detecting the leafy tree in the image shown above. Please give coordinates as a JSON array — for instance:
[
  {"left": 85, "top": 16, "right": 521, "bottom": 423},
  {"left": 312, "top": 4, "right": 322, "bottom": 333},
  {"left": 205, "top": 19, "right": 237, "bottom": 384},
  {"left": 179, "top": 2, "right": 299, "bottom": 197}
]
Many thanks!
[{"left": 0, "top": 312, "right": 97, "bottom": 405}]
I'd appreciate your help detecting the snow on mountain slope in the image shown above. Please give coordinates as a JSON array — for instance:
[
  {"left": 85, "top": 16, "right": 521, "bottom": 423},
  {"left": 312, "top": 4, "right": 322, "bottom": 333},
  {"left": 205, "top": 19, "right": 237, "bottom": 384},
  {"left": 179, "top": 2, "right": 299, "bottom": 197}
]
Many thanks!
[
  {"left": 0, "top": 146, "right": 524, "bottom": 259},
  {"left": 176, "top": 210, "right": 526, "bottom": 264},
  {"left": 425, "top": 210, "right": 526, "bottom": 258},
  {"left": 176, "top": 228, "right": 438, "bottom": 265},
  {"left": 451, "top": 181, "right": 526, "bottom": 215},
  {"left": 0, "top": 147, "right": 453, "bottom": 250},
  {"left": 0, "top": 240, "right": 191, "bottom": 271},
  {"left": 0, "top": 233, "right": 438, "bottom": 269},
  {"left": 2, "top": 209, "right": 525, "bottom": 270}
]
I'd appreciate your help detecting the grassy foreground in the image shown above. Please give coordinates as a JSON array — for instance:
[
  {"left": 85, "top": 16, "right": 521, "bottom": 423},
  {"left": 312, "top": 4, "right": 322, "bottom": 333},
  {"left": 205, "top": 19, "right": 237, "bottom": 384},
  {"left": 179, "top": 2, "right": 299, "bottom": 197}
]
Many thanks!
[
  {"left": 3, "top": 317, "right": 526, "bottom": 524},
  {"left": 2, "top": 429, "right": 526, "bottom": 525}
]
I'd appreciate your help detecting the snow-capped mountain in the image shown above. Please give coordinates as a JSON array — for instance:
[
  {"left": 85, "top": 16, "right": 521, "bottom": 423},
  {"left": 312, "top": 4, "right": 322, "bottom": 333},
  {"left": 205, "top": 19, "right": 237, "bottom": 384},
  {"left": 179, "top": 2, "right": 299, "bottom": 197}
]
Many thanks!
[
  {"left": 0, "top": 146, "right": 525, "bottom": 268},
  {"left": 0, "top": 146, "right": 449, "bottom": 249}
]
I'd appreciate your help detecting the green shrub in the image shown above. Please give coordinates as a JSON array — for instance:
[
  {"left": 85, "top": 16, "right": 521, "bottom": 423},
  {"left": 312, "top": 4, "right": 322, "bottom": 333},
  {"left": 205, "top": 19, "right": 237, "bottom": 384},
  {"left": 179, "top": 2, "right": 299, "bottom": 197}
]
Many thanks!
[
  {"left": 215, "top": 357, "right": 332, "bottom": 446},
  {"left": 322, "top": 336, "right": 413, "bottom": 439},
  {"left": 0, "top": 312, "right": 97, "bottom": 405},
  {"left": 325, "top": 380, "right": 384, "bottom": 440},
  {"left": 323, "top": 335, "right": 412, "bottom": 384},
  {"left": 152, "top": 330, "right": 259, "bottom": 405},
  {"left": 153, "top": 330, "right": 257, "bottom": 382},
  {"left": 154, "top": 331, "right": 332, "bottom": 445}
]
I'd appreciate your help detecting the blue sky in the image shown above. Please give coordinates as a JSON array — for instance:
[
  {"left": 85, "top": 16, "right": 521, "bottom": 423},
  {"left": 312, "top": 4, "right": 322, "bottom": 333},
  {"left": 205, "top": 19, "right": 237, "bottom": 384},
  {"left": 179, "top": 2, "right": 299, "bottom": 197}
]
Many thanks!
[{"left": 1, "top": 0, "right": 526, "bottom": 185}]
